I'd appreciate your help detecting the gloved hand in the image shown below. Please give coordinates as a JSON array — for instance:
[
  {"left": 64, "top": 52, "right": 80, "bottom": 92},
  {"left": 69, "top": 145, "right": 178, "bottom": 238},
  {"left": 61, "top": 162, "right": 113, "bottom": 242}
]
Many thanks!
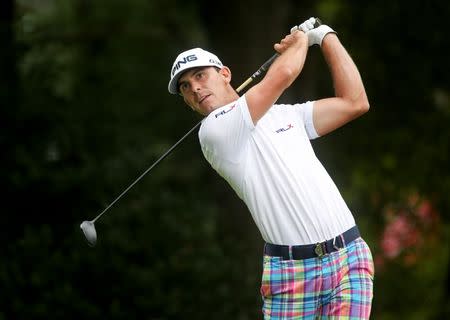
[{"left": 291, "top": 17, "right": 336, "bottom": 47}]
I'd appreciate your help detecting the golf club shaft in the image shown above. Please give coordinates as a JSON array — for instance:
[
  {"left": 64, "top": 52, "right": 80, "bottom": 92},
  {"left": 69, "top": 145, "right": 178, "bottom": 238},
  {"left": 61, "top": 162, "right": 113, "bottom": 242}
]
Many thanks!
[
  {"left": 90, "top": 19, "right": 322, "bottom": 222},
  {"left": 235, "top": 53, "right": 279, "bottom": 93},
  {"left": 91, "top": 57, "right": 272, "bottom": 222},
  {"left": 91, "top": 120, "right": 201, "bottom": 223}
]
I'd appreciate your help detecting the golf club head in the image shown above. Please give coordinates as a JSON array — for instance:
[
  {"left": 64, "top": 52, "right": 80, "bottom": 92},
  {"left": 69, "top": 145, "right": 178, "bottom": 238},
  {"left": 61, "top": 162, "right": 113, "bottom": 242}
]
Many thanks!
[{"left": 80, "top": 221, "right": 97, "bottom": 247}]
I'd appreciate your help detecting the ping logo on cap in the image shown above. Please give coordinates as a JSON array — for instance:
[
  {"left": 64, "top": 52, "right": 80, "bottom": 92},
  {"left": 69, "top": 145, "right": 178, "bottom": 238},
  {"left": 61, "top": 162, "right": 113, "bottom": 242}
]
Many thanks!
[
  {"left": 168, "top": 48, "right": 223, "bottom": 94},
  {"left": 171, "top": 54, "right": 198, "bottom": 76},
  {"left": 209, "top": 58, "right": 221, "bottom": 66}
]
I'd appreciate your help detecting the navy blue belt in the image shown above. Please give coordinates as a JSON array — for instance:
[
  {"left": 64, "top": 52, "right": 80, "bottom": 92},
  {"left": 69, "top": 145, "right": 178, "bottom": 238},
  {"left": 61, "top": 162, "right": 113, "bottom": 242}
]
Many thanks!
[{"left": 264, "top": 226, "right": 360, "bottom": 260}]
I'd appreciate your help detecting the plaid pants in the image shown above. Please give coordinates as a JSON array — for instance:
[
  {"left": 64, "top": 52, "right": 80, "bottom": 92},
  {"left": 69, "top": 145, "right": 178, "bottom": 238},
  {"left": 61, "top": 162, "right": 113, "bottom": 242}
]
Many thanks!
[{"left": 261, "top": 238, "right": 374, "bottom": 319}]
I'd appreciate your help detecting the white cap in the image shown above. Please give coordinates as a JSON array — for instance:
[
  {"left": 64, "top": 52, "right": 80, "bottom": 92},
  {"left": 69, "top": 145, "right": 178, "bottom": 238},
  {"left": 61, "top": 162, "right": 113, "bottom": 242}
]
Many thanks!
[{"left": 168, "top": 48, "right": 223, "bottom": 94}]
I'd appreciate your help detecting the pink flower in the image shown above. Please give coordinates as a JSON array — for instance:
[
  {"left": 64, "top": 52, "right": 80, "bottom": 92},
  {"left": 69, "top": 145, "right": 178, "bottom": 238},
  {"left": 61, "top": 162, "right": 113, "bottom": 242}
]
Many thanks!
[
  {"left": 380, "top": 214, "right": 417, "bottom": 258},
  {"left": 377, "top": 194, "right": 440, "bottom": 267},
  {"left": 416, "top": 200, "right": 436, "bottom": 225},
  {"left": 381, "top": 234, "right": 402, "bottom": 258}
]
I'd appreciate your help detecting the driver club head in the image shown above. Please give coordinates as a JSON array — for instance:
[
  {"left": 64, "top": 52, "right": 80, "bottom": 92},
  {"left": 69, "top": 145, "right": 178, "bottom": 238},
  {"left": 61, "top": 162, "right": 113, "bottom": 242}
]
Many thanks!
[{"left": 80, "top": 221, "right": 97, "bottom": 247}]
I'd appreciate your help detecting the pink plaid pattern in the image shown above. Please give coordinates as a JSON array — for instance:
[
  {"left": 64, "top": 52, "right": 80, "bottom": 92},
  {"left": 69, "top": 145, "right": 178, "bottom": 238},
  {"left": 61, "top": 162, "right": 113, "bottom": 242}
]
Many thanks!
[{"left": 261, "top": 238, "right": 374, "bottom": 319}]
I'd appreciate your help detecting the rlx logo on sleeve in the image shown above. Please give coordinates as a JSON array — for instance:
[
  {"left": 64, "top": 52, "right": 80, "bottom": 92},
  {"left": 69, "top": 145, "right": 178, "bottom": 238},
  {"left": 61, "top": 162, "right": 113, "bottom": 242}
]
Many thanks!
[
  {"left": 171, "top": 54, "right": 198, "bottom": 76},
  {"left": 275, "top": 124, "right": 293, "bottom": 133}
]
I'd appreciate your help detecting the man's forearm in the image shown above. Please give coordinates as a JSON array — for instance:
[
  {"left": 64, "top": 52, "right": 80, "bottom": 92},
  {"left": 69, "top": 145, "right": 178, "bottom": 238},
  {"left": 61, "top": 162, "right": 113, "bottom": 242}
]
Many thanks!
[
  {"left": 270, "top": 30, "right": 309, "bottom": 89},
  {"left": 321, "top": 34, "right": 369, "bottom": 105}
]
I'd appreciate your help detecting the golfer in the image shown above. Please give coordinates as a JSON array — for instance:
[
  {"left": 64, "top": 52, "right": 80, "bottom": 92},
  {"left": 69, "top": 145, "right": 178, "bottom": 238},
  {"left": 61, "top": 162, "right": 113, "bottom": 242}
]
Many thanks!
[{"left": 168, "top": 17, "right": 374, "bottom": 319}]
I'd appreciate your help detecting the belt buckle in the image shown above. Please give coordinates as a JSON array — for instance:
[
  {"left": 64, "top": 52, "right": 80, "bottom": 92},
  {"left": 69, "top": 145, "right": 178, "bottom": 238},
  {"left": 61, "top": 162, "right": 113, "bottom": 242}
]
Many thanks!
[{"left": 314, "top": 243, "right": 325, "bottom": 257}]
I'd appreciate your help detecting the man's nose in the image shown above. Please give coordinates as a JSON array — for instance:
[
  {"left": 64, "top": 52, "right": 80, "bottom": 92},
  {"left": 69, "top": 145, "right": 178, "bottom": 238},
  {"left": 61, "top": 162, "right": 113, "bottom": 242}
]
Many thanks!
[{"left": 191, "top": 81, "right": 201, "bottom": 92}]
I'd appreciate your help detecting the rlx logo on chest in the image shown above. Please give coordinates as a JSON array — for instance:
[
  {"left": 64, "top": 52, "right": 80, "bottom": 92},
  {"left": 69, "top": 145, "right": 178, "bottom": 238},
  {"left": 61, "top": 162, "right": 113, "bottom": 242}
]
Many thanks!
[
  {"left": 275, "top": 124, "right": 294, "bottom": 133},
  {"left": 214, "top": 104, "right": 236, "bottom": 118}
]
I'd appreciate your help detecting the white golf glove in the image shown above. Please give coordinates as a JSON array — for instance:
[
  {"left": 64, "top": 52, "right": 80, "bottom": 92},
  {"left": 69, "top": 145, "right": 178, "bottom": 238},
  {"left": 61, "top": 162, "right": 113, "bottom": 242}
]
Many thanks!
[{"left": 291, "top": 17, "right": 336, "bottom": 47}]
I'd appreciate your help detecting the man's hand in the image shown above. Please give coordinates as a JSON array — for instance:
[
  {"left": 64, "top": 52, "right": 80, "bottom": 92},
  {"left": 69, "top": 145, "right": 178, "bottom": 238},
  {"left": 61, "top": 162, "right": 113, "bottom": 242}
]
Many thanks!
[
  {"left": 246, "top": 27, "right": 309, "bottom": 124},
  {"left": 274, "top": 29, "right": 308, "bottom": 55},
  {"left": 291, "top": 17, "right": 336, "bottom": 47},
  {"left": 291, "top": 17, "right": 317, "bottom": 33}
]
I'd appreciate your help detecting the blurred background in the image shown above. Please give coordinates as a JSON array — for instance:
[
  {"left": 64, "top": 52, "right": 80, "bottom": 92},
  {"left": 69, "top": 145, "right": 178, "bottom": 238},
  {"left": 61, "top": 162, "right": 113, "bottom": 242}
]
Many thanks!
[{"left": 1, "top": 0, "right": 449, "bottom": 319}]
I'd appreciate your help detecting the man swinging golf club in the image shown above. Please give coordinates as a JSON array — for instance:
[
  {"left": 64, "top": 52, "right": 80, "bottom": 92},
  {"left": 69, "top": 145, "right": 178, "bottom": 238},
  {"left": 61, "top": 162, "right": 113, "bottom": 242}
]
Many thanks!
[{"left": 168, "top": 17, "right": 374, "bottom": 319}]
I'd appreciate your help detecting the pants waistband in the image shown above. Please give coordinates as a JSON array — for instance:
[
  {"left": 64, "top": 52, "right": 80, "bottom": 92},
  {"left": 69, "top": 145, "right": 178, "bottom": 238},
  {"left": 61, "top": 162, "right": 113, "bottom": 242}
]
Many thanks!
[{"left": 264, "top": 226, "right": 360, "bottom": 260}]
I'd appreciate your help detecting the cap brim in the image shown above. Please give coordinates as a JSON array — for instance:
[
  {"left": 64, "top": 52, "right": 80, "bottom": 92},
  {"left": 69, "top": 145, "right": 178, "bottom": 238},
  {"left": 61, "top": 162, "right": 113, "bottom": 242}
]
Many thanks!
[{"left": 168, "top": 69, "right": 190, "bottom": 94}]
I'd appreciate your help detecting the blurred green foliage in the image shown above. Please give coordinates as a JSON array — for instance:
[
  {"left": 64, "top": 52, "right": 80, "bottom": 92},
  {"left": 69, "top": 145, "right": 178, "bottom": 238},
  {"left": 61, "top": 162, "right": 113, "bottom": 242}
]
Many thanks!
[{"left": 1, "top": 0, "right": 449, "bottom": 319}]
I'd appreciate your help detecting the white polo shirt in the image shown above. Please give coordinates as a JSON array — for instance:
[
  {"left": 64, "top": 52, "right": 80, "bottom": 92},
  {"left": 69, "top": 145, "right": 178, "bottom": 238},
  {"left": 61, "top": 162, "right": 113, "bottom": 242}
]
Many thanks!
[{"left": 199, "top": 95, "right": 355, "bottom": 245}]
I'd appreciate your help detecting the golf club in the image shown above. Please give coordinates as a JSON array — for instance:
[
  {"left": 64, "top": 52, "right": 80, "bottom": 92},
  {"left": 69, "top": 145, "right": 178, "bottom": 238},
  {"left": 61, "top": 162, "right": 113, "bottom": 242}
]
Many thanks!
[
  {"left": 80, "top": 122, "right": 201, "bottom": 246},
  {"left": 80, "top": 18, "right": 321, "bottom": 246},
  {"left": 236, "top": 18, "right": 321, "bottom": 92}
]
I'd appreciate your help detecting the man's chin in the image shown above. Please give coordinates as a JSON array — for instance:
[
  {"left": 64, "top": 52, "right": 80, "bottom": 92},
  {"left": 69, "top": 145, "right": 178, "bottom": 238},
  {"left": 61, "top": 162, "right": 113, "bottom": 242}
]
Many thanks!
[{"left": 200, "top": 104, "right": 219, "bottom": 116}]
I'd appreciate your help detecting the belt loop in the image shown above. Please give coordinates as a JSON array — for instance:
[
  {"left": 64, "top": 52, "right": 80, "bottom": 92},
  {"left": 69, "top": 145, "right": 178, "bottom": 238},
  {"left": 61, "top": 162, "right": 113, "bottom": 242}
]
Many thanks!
[
  {"left": 288, "top": 246, "right": 294, "bottom": 260},
  {"left": 340, "top": 234, "right": 346, "bottom": 248},
  {"left": 332, "top": 234, "right": 346, "bottom": 251},
  {"left": 332, "top": 236, "right": 339, "bottom": 251}
]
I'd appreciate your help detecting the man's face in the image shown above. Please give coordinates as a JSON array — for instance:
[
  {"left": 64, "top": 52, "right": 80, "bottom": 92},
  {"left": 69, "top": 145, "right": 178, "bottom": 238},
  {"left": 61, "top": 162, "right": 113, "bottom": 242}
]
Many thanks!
[{"left": 178, "top": 66, "right": 231, "bottom": 116}]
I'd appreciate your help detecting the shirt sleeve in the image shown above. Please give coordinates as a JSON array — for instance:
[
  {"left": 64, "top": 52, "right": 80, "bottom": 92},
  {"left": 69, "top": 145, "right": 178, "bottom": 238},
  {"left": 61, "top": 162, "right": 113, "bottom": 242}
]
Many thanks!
[
  {"left": 199, "top": 95, "right": 253, "bottom": 167},
  {"left": 301, "top": 100, "right": 320, "bottom": 140}
]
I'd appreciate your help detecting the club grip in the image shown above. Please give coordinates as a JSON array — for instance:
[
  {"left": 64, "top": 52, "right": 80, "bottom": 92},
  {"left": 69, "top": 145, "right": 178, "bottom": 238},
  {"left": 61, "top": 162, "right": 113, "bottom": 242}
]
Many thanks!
[
  {"left": 260, "top": 53, "right": 279, "bottom": 71},
  {"left": 238, "top": 17, "right": 323, "bottom": 93},
  {"left": 253, "top": 18, "right": 322, "bottom": 79}
]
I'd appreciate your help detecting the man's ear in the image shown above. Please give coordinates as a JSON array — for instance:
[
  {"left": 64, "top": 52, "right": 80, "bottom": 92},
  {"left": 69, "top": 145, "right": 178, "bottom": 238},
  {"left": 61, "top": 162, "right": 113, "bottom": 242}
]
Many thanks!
[{"left": 219, "top": 67, "right": 232, "bottom": 84}]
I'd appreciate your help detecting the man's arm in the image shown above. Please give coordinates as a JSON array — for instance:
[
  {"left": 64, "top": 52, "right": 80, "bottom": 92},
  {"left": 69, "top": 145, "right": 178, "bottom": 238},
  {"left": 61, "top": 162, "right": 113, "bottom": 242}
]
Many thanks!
[
  {"left": 245, "top": 30, "right": 309, "bottom": 124},
  {"left": 312, "top": 33, "right": 370, "bottom": 136}
]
